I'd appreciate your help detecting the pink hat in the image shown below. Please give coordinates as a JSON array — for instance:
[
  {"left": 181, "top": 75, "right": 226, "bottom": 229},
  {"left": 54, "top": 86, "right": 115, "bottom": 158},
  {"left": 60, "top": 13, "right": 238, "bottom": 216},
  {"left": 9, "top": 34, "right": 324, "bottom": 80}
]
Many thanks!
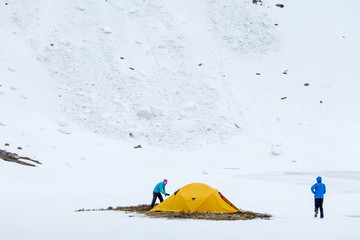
[{"left": 163, "top": 179, "right": 168, "bottom": 182}]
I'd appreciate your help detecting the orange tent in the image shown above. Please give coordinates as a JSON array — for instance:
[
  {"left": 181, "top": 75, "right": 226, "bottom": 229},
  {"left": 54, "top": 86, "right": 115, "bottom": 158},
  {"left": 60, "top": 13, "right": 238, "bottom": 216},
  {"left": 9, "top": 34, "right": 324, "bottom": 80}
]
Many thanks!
[{"left": 150, "top": 183, "right": 239, "bottom": 213}]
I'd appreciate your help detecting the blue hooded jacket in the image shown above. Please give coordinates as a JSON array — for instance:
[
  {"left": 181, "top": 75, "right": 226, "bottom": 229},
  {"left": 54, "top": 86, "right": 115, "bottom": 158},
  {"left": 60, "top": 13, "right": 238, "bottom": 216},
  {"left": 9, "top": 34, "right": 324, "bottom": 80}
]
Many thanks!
[
  {"left": 153, "top": 181, "right": 167, "bottom": 195},
  {"left": 311, "top": 176, "right": 326, "bottom": 199}
]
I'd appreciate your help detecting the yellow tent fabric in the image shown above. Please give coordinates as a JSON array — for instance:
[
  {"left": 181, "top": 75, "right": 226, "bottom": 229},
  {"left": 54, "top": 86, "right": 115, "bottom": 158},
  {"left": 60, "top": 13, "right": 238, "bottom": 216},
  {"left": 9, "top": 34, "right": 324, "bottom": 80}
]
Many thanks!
[{"left": 150, "top": 183, "right": 239, "bottom": 213}]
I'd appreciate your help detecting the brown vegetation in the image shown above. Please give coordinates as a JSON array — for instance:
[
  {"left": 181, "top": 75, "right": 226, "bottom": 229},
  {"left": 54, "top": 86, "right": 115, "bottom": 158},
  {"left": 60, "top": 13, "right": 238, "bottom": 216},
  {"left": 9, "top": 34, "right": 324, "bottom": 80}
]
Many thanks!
[{"left": 76, "top": 204, "right": 272, "bottom": 221}]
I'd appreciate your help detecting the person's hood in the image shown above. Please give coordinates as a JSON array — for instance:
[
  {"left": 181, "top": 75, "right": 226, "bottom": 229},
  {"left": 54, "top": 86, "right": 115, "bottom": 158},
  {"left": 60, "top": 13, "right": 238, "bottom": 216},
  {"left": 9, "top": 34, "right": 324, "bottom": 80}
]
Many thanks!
[{"left": 316, "top": 176, "right": 322, "bottom": 183}]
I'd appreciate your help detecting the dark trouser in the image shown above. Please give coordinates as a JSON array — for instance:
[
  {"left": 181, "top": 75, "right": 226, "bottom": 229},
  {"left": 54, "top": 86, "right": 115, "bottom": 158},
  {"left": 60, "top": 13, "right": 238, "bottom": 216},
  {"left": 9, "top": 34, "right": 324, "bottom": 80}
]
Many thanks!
[
  {"left": 315, "top": 198, "right": 324, "bottom": 218},
  {"left": 151, "top": 191, "right": 163, "bottom": 209}
]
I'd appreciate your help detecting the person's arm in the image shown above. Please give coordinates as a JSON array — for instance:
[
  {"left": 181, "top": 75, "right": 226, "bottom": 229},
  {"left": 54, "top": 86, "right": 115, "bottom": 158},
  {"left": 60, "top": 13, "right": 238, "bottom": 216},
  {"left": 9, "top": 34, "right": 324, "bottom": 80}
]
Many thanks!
[
  {"left": 160, "top": 183, "right": 167, "bottom": 195},
  {"left": 323, "top": 184, "right": 326, "bottom": 194},
  {"left": 311, "top": 184, "right": 316, "bottom": 194}
]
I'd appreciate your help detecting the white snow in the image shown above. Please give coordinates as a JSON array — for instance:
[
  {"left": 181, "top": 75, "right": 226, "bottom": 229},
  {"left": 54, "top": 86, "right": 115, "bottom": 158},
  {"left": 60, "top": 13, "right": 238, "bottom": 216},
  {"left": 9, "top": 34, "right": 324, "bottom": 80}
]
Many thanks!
[{"left": 1, "top": 0, "right": 360, "bottom": 239}]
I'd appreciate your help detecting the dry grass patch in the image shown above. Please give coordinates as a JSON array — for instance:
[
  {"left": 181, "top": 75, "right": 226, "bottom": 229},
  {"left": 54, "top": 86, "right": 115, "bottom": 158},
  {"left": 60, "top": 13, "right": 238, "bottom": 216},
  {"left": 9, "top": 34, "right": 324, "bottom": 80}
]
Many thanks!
[{"left": 76, "top": 204, "right": 271, "bottom": 221}]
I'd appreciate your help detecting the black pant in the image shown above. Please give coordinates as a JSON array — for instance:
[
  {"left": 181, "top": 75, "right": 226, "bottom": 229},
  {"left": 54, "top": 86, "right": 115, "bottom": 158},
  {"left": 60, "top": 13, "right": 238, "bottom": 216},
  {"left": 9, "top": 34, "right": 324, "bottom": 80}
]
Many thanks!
[
  {"left": 315, "top": 198, "right": 324, "bottom": 218},
  {"left": 151, "top": 191, "right": 163, "bottom": 209}
]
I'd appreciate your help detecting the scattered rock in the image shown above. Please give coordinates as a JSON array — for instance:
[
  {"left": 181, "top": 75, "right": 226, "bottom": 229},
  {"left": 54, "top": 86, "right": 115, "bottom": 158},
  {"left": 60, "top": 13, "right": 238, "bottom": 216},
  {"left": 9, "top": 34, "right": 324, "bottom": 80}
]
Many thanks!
[
  {"left": 276, "top": 4, "right": 285, "bottom": 8},
  {"left": 102, "top": 27, "right": 112, "bottom": 34},
  {"left": 59, "top": 128, "right": 72, "bottom": 134},
  {"left": 77, "top": 5, "right": 85, "bottom": 11},
  {"left": 134, "top": 145, "right": 142, "bottom": 149},
  {"left": 304, "top": 83, "right": 310, "bottom": 86},
  {"left": 198, "top": 63, "right": 203, "bottom": 66},
  {"left": 256, "top": 73, "right": 261, "bottom": 75},
  {"left": 320, "top": 101, "right": 323, "bottom": 104},
  {"left": 5, "top": 143, "right": 10, "bottom": 146},
  {"left": 129, "top": 67, "right": 135, "bottom": 70},
  {"left": 281, "top": 97, "right": 287, "bottom": 100},
  {"left": 275, "top": 24, "right": 279, "bottom": 26},
  {"left": 271, "top": 143, "right": 282, "bottom": 156},
  {"left": 234, "top": 123, "right": 241, "bottom": 129},
  {"left": 120, "top": 57, "right": 124, "bottom": 60},
  {"left": 283, "top": 70, "right": 288, "bottom": 74},
  {"left": 17, "top": 147, "right": 22, "bottom": 150},
  {"left": 50, "top": 43, "right": 54, "bottom": 47},
  {"left": 0, "top": 149, "right": 41, "bottom": 167}
]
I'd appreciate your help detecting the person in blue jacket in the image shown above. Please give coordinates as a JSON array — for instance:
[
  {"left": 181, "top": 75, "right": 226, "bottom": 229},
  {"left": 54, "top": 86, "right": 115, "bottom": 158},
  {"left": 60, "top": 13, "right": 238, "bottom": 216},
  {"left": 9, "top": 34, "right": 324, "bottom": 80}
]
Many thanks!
[
  {"left": 311, "top": 176, "right": 326, "bottom": 218},
  {"left": 150, "top": 179, "right": 169, "bottom": 209}
]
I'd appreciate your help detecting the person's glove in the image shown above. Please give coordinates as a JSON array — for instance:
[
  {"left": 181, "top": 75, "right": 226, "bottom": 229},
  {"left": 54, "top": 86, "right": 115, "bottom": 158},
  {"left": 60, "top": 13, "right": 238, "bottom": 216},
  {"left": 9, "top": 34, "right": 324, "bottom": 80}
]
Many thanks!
[{"left": 165, "top": 194, "right": 170, "bottom": 197}]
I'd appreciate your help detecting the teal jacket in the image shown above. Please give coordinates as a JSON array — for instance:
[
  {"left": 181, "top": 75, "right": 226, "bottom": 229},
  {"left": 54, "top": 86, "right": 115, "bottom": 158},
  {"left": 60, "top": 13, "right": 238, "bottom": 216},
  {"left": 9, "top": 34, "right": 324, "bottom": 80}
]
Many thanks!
[{"left": 153, "top": 182, "right": 167, "bottom": 195}]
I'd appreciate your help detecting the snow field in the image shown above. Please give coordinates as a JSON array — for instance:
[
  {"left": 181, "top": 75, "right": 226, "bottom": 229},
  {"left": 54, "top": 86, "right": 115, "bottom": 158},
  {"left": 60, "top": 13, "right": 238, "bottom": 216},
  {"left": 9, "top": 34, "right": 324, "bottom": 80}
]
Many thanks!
[{"left": 1, "top": 0, "right": 360, "bottom": 239}]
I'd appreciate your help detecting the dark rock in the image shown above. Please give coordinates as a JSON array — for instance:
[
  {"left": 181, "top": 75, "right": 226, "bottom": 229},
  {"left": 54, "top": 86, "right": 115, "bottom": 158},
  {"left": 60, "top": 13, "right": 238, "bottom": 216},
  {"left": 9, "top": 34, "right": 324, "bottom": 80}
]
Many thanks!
[
  {"left": 281, "top": 97, "right": 287, "bottom": 100},
  {"left": 304, "top": 83, "right": 310, "bottom": 86},
  {"left": 17, "top": 147, "right": 22, "bottom": 150},
  {"left": 283, "top": 70, "right": 288, "bottom": 74},
  {"left": 320, "top": 101, "right": 323, "bottom": 104},
  {"left": 276, "top": 4, "right": 285, "bottom": 8},
  {"left": 129, "top": 67, "right": 135, "bottom": 70},
  {"left": 198, "top": 63, "right": 202, "bottom": 66},
  {"left": 5, "top": 143, "right": 10, "bottom": 146},
  {"left": 134, "top": 145, "right": 142, "bottom": 149},
  {"left": 256, "top": 73, "right": 261, "bottom": 75}
]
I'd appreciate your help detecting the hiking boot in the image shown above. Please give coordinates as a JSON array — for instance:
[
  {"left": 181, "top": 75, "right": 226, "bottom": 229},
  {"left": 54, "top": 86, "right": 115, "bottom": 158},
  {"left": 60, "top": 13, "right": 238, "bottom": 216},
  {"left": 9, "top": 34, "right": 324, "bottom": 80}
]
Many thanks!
[{"left": 314, "top": 211, "right": 318, "bottom": 218}]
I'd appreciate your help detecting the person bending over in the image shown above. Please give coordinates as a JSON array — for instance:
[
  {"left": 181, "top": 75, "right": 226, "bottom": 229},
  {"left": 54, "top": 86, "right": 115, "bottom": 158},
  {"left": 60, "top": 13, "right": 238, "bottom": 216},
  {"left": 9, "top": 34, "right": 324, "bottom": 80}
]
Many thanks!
[{"left": 151, "top": 179, "right": 169, "bottom": 209}]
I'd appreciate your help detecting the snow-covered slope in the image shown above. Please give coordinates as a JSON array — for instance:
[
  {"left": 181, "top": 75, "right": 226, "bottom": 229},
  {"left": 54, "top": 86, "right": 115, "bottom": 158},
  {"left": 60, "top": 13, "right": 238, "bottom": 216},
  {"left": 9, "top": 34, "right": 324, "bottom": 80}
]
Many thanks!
[
  {"left": 1, "top": 0, "right": 360, "bottom": 239},
  {"left": 1, "top": 0, "right": 277, "bottom": 147}
]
